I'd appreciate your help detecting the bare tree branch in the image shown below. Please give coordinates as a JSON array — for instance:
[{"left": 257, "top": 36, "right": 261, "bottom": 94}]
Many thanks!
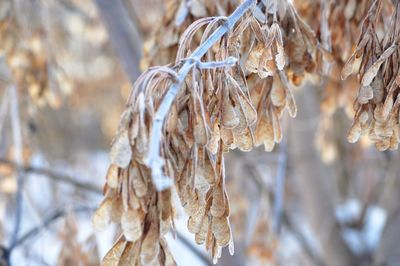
[
  {"left": 9, "top": 86, "right": 24, "bottom": 250},
  {"left": 95, "top": 0, "right": 142, "bottom": 83},
  {"left": 9, "top": 206, "right": 95, "bottom": 251},
  {"left": 0, "top": 159, "right": 102, "bottom": 194}
]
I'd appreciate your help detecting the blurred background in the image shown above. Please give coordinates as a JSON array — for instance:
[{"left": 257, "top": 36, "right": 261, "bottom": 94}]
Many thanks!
[{"left": 0, "top": 0, "right": 399, "bottom": 265}]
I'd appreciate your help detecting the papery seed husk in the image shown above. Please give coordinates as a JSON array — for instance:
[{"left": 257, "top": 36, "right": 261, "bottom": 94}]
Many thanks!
[
  {"left": 118, "top": 241, "right": 140, "bottom": 266},
  {"left": 389, "top": 127, "right": 399, "bottom": 150},
  {"left": 110, "top": 197, "right": 123, "bottom": 223},
  {"left": 220, "top": 127, "right": 234, "bottom": 146},
  {"left": 160, "top": 190, "right": 172, "bottom": 221},
  {"left": 270, "top": 107, "right": 282, "bottom": 143},
  {"left": 271, "top": 82, "right": 286, "bottom": 107},
  {"left": 93, "top": 198, "right": 113, "bottom": 232},
  {"left": 110, "top": 130, "right": 132, "bottom": 169},
  {"left": 188, "top": 212, "right": 205, "bottom": 234},
  {"left": 121, "top": 209, "right": 143, "bottom": 242},
  {"left": 194, "top": 115, "right": 208, "bottom": 145},
  {"left": 128, "top": 191, "right": 140, "bottom": 210},
  {"left": 210, "top": 184, "right": 225, "bottom": 217},
  {"left": 141, "top": 221, "right": 160, "bottom": 264},
  {"left": 195, "top": 216, "right": 209, "bottom": 245},
  {"left": 106, "top": 164, "right": 119, "bottom": 189},
  {"left": 221, "top": 92, "right": 239, "bottom": 129},
  {"left": 166, "top": 104, "right": 178, "bottom": 133},
  {"left": 160, "top": 238, "right": 177, "bottom": 266},
  {"left": 212, "top": 216, "right": 231, "bottom": 247},
  {"left": 130, "top": 113, "right": 139, "bottom": 144},
  {"left": 362, "top": 61, "right": 384, "bottom": 86},
  {"left": 245, "top": 43, "right": 263, "bottom": 74},
  {"left": 348, "top": 122, "right": 361, "bottom": 143},
  {"left": 376, "top": 139, "right": 390, "bottom": 151},
  {"left": 359, "top": 111, "right": 369, "bottom": 124},
  {"left": 357, "top": 85, "right": 373, "bottom": 104},
  {"left": 130, "top": 163, "right": 148, "bottom": 198},
  {"left": 254, "top": 112, "right": 275, "bottom": 151},
  {"left": 102, "top": 237, "right": 127, "bottom": 265},
  {"left": 341, "top": 54, "right": 356, "bottom": 80},
  {"left": 232, "top": 126, "right": 253, "bottom": 152},
  {"left": 207, "top": 120, "right": 220, "bottom": 154},
  {"left": 236, "top": 91, "right": 257, "bottom": 126},
  {"left": 198, "top": 149, "right": 216, "bottom": 184},
  {"left": 371, "top": 77, "right": 384, "bottom": 103}
]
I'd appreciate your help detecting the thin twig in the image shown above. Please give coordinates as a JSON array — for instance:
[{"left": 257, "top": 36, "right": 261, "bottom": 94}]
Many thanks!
[
  {"left": 9, "top": 206, "right": 95, "bottom": 251},
  {"left": 147, "top": 0, "right": 257, "bottom": 191},
  {"left": 9, "top": 86, "right": 24, "bottom": 249},
  {"left": 273, "top": 139, "right": 288, "bottom": 233},
  {"left": 0, "top": 159, "right": 102, "bottom": 194},
  {"left": 0, "top": 88, "right": 10, "bottom": 136}
]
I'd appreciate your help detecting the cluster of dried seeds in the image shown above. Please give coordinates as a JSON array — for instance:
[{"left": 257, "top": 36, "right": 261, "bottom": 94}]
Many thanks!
[
  {"left": 93, "top": 0, "right": 330, "bottom": 264},
  {"left": 342, "top": 0, "right": 400, "bottom": 150}
]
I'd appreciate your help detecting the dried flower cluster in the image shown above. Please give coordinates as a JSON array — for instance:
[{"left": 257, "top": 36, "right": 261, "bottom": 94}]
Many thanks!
[
  {"left": 93, "top": 0, "right": 331, "bottom": 264},
  {"left": 342, "top": 0, "right": 400, "bottom": 150}
]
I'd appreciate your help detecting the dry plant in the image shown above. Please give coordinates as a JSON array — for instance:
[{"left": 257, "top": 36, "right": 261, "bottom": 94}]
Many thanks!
[
  {"left": 342, "top": 0, "right": 400, "bottom": 151},
  {"left": 93, "top": 0, "right": 331, "bottom": 264},
  {"left": 1, "top": 0, "right": 400, "bottom": 265}
]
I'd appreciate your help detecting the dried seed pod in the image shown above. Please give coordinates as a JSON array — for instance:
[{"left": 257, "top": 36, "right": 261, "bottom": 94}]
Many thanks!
[
  {"left": 255, "top": 112, "right": 275, "bottom": 151},
  {"left": 110, "top": 130, "right": 132, "bottom": 169},
  {"left": 210, "top": 184, "right": 226, "bottom": 217},
  {"left": 221, "top": 87, "right": 240, "bottom": 129},
  {"left": 106, "top": 164, "right": 119, "bottom": 189},
  {"left": 195, "top": 215, "right": 209, "bottom": 245},
  {"left": 130, "top": 163, "right": 148, "bottom": 198},
  {"left": 357, "top": 85, "right": 374, "bottom": 104},
  {"left": 121, "top": 209, "right": 143, "bottom": 242},
  {"left": 92, "top": 198, "right": 114, "bottom": 232},
  {"left": 212, "top": 216, "right": 231, "bottom": 247}
]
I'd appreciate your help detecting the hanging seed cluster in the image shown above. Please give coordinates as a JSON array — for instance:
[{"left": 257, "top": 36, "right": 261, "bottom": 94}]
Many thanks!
[
  {"left": 93, "top": 0, "right": 329, "bottom": 264},
  {"left": 294, "top": 0, "right": 373, "bottom": 162},
  {"left": 342, "top": 0, "right": 400, "bottom": 150}
]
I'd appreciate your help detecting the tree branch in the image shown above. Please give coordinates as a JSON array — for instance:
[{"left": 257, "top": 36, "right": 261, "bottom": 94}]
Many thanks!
[
  {"left": 9, "top": 206, "right": 95, "bottom": 251},
  {"left": 0, "top": 159, "right": 102, "bottom": 194},
  {"left": 9, "top": 87, "right": 24, "bottom": 250},
  {"left": 95, "top": 0, "right": 142, "bottom": 83}
]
